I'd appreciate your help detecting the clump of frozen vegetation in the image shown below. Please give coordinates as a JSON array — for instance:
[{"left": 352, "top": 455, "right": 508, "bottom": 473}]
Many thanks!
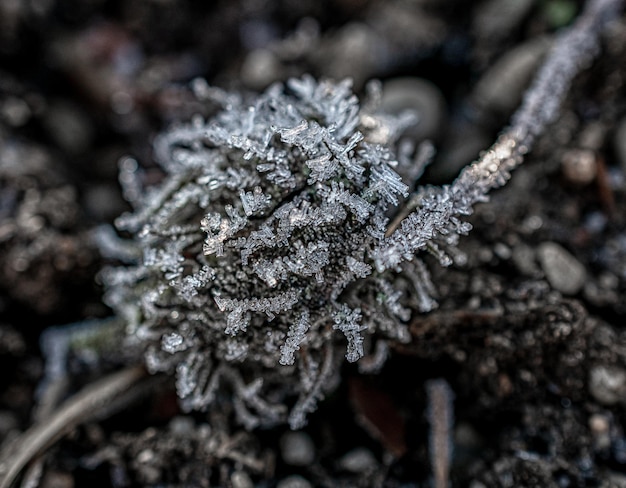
[
  {"left": 102, "top": 76, "right": 440, "bottom": 428},
  {"left": 101, "top": 0, "right": 619, "bottom": 430}
]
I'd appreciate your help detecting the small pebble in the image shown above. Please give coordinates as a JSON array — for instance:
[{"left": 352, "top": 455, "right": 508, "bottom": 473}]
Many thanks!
[
  {"left": 589, "top": 365, "right": 626, "bottom": 406},
  {"left": 493, "top": 242, "right": 511, "bottom": 260},
  {"left": 338, "top": 447, "right": 377, "bottom": 473},
  {"left": 276, "top": 475, "right": 313, "bottom": 488},
  {"left": 511, "top": 243, "right": 540, "bottom": 277},
  {"left": 561, "top": 148, "right": 597, "bottom": 185},
  {"left": 231, "top": 470, "right": 254, "bottom": 488},
  {"left": 537, "top": 242, "right": 586, "bottom": 295},
  {"left": 168, "top": 416, "right": 195, "bottom": 437},
  {"left": 1, "top": 97, "right": 31, "bottom": 127},
  {"left": 589, "top": 413, "right": 611, "bottom": 450},
  {"left": 280, "top": 431, "right": 315, "bottom": 466}
]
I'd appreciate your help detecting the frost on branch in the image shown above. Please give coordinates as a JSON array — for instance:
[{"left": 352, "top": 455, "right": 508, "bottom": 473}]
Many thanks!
[
  {"left": 101, "top": 0, "right": 618, "bottom": 429},
  {"left": 375, "top": 0, "right": 621, "bottom": 272}
]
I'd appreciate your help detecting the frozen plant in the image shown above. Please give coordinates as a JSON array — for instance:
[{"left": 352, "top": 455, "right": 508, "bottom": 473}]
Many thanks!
[
  {"left": 101, "top": 0, "right": 620, "bottom": 429},
  {"left": 102, "top": 76, "right": 431, "bottom": 429}
]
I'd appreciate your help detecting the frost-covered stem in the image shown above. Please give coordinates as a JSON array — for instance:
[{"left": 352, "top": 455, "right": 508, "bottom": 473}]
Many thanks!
[
  {"left": 376, "top": 0, "right": 622, "bottom": 271},
  {"left": 288, "top": 343, "right": 335, "bottom": 429},
  {"left": 457, "top": 0, "right": 621, "bottom": 194}
]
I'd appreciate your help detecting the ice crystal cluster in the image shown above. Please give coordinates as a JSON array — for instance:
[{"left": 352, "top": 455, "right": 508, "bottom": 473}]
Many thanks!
[
  {"left": 102, "top": 76, "right": 448, "bottom": 428},
  {"left": 102, "top": 0, "right": 614, "bottom": 425}
]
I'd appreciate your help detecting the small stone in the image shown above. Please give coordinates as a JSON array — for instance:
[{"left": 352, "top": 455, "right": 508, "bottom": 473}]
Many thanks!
[
  {"left": 168, "top": 416, "right": 195, "bottom": 437},
  {"left": 276, "top": 475, "right": 313, "bottom": 488},
  {"left": 338, "top": 447, "right": 377, "bottom": 473},
  {"left": 280, "top": 431, "right": 315, "bottom": 466},
  {"left": 137, "top": 449, "right": 155, "bottom": 463},
  {"left": 231, "top": 471, "right": 254, "bottom": 488},
  {"left": 561, "top": 148, "right": 597, "bottom": 185},
  {"left": 537, "top": 242, "right": 586, "bottom": 295},
  {"left": 1, "top": 97, "right": 31, "bottom": 127},
  {"left": 589, "top": 413, "right": 611, "bottom": 450},
  {"left": 493, "top": 242, "right": 511, "bottom": 260},
  {"left": 511, "top": 243, "right": 540, "bottom": 277},
  {"left": 589, "top": 365, "right": 626, "bottom": 406}
]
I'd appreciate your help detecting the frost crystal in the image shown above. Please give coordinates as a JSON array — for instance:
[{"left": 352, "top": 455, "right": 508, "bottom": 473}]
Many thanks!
[
  {"left": 102, "top": 0, "right": 617, "bottom": 428},
  {"left": 280, "top": 310, "right": 311, "bottom": 366}
]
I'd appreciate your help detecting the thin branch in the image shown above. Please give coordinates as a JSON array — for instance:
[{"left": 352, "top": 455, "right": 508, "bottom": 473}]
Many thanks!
[{"left": 375, "top": 0, "right": 623, "bottom": 272}]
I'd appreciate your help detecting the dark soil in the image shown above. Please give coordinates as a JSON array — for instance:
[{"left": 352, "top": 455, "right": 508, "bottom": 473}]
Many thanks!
[{"left": 2, "top": 0, "right": 626, "bottom": 487}]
